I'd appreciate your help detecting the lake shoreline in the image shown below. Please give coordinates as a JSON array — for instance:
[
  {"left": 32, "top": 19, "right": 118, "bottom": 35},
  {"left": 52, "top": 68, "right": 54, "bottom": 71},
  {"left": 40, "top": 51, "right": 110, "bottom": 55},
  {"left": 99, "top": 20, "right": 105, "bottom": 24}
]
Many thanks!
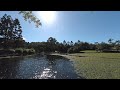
[
  {"left": 49, "top": 53, "right": 75, "bottom": 62},
  {"left": 0, "top": 53, "right": 70, "bottom": 59},
  {"left": 0, "top": 54, "right": 35, "bottom": 59},
  {"left": 50, "top": 51, "right": 120, "bottom": 79}
]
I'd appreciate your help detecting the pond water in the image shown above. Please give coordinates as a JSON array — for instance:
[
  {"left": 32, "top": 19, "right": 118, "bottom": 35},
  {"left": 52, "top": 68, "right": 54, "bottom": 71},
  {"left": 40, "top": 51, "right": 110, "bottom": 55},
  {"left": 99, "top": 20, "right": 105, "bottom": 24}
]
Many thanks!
[{"left": 0, "top": 55, "right": 83, "bottom": 79}]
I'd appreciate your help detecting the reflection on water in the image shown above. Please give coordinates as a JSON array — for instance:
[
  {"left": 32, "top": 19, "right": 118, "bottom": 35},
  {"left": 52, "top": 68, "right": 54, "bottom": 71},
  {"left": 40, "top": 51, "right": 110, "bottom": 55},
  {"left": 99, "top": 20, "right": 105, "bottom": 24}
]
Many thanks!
[
  {"left": 33, "top": 67, "right": 57, "bottom": 79},
  {"left": 0, "top": 55, "right": 82, "bottom": 79}
]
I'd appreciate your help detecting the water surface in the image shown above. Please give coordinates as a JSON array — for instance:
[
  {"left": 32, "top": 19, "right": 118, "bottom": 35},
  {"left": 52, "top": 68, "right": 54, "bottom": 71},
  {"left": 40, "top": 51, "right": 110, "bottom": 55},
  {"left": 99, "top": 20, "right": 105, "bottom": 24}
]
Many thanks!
[{"left": 0, "top": 55, "right": 82, "bottom": 79}]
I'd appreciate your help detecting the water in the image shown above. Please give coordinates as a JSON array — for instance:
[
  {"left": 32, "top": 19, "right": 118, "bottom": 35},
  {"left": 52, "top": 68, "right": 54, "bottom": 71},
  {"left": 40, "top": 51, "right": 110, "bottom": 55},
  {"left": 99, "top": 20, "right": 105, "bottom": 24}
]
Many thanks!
[{"left": 0, "top": 55, "right": 83, "bottom": 79}]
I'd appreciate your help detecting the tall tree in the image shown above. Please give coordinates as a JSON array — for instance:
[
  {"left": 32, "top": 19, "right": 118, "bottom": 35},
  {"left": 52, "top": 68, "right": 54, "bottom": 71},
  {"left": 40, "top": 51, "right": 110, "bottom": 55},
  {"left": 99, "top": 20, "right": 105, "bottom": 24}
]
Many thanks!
[
  {"left": 0, "top": 14, "right": 23, "bottom": 48},
  {"left": 47, "top": 37, "right": 57, "bottom": 52}
]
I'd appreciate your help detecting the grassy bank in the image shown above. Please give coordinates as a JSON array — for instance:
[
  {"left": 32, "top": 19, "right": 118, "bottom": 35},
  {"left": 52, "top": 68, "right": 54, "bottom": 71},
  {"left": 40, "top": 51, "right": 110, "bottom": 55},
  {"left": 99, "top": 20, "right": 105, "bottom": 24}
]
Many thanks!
[{"left": 51, "top": 50, "right": 120, "bottom": 79}]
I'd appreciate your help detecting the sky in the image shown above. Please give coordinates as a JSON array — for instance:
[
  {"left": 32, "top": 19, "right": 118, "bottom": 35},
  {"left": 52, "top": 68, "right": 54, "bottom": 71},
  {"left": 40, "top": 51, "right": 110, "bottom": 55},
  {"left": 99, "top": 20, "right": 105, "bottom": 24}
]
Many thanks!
[{"left": 0, "top": 11, "right": 120, "bottom": 43}]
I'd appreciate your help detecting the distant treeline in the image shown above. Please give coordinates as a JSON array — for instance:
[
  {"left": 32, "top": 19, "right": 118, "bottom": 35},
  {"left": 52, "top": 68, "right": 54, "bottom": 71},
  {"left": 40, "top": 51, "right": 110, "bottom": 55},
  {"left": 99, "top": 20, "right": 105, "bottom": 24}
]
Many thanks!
[{"left": 24, "top": 37, "right": 120, "bottom": 53}]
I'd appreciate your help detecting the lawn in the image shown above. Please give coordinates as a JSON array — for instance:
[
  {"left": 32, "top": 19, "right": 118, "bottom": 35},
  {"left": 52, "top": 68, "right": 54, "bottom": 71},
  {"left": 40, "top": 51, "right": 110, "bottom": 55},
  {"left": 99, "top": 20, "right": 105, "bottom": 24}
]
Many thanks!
[{"left": 67, "top": 50, "right": 120, "bottom": 79}]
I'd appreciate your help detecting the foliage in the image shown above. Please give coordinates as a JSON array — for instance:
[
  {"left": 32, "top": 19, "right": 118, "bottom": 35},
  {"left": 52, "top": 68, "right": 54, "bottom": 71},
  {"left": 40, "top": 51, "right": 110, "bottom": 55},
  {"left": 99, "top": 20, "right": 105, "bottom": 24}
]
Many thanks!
[
  {"left": 15, "top": 48, "right": 35, "bottom": 55},
  {"left": 67, "top": 46, "right": 80, "bottom": 53},
  {"left": 95, "top": 39, "right": 120, "bottom": 52},
  {"left": 23, "top": 49, "right": 29, "bottom": 55},
  {"left": 0, "top": 14, "right": 22, "bottom": 40},
  {"left": 0, "top": 14, "right": 24, "bottom": 49},
  {"left": 15, "top": 48, "right": 23, "bottom": 55},
  {"left": 28, "top": 48, "right": 35, "bottom": 54},
  {"left": 67, "top": 47, "right": 74, "bottom": 53},
  {"left": 19, "top": 11, "right": 42, "bottom": 28},
  {"left": 25, "top": 37, "right": 120, "bottom": 54},
  {"left": 8, "top": 49, "right": 15, "bottom": 53}
]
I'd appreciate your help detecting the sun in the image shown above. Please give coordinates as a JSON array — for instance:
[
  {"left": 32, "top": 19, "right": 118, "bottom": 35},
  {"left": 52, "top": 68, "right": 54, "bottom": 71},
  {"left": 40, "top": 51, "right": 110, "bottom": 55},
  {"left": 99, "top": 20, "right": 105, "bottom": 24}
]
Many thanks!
[{"left": 37, "top": 11, "right": 56, "bottom": 25}]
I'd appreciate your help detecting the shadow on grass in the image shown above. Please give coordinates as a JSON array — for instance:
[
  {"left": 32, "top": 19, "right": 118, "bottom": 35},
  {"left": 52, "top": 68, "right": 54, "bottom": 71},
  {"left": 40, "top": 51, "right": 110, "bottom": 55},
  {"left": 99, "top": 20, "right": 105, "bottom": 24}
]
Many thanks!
[{"left": 78, "top": 56, "right": 87, "bottom": 57}]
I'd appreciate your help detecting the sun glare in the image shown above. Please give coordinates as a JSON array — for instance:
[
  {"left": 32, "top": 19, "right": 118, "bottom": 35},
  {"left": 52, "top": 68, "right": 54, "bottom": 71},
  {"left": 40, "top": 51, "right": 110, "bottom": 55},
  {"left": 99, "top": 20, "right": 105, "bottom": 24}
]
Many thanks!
[{"left": 37, "top": 11, "right": 56, "bottom": 25}]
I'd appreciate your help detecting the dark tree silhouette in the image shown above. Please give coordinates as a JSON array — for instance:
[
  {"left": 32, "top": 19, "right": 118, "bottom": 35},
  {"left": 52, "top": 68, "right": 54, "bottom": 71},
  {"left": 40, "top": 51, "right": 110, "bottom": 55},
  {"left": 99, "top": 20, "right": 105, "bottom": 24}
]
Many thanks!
[{"left": 0, "top": 14, "right": 23, "bottom": 48}]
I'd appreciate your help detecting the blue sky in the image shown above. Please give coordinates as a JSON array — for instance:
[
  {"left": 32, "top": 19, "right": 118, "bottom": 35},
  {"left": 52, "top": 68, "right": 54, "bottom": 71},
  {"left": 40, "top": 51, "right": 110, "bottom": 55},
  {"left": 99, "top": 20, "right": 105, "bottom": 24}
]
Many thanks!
[{"left": 0, "top": 11, "right": 120, "bottom": 43}]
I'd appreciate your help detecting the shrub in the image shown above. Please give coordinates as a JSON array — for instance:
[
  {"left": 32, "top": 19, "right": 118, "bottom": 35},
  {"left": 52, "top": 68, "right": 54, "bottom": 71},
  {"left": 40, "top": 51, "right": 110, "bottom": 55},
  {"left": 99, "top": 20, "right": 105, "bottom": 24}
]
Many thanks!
[
  {"left": 28, "top": 48, "right": 35, "bottom": 54},
  {"left": 73, "top": 47, "right": 80, "bottom": 53},
  {"left": 67, "top": 47, "right": 80, "bottom": 53},
  {"left": 23, "top": 49, "right": 29, "bottom": 55},
  {"left": 67, "top": 47, "right": 74, "bottom": 53},
  {"left": 8, "top": 49, "right": 15, "bottom": 54},
  {"left": 15, "top": 48, "right": 23, "bottom": 55},
  {"left": 23, "top": 48, "right": 35, "bottom": 55}
]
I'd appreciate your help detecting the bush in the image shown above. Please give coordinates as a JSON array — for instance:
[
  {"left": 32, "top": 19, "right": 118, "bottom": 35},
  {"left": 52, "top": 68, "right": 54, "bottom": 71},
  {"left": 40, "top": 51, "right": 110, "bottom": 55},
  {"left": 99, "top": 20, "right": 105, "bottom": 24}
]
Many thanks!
[
  {"left": 28, "top": 48, "right": 35, "bottom": 54},
  {"left": 8, "top": 49, "right": 15, "bottom": 54},
  {"left": 73, "top": 47, "right": 80, "bottom": 53},
  {"left": 23, "top": 48, "right": 35, "bottom": 55},
  {"left": 67, "top": 47, "right": 74, "bottom": 53},
  {"left": 67, "top": 47, "right": 80, "bottom": 53},
  {"left": 15, "top": 48, "right": 23, "bottom": 55},
  {"left": 23, "top": 49, "right": 29, "bottom": 55}
]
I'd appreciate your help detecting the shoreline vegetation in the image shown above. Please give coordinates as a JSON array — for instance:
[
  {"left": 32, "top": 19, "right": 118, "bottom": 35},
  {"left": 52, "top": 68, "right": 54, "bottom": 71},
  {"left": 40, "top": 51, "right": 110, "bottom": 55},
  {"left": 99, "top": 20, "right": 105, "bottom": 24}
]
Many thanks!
[
  {"left": 0, "top": 48, "right": 35, "bottom": 59},
  {"left": 0, "top": 54, "right": 35, "bottom": 59},
  {"left": 50, "top": 51, "right": 120, "bottom": 79}
]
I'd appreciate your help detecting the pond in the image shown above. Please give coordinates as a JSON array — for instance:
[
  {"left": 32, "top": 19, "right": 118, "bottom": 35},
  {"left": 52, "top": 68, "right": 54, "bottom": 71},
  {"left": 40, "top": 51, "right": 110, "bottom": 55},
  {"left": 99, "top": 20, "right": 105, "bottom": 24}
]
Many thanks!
[{"left": 0, "top": 55, "right": 83, "bottom": 79}]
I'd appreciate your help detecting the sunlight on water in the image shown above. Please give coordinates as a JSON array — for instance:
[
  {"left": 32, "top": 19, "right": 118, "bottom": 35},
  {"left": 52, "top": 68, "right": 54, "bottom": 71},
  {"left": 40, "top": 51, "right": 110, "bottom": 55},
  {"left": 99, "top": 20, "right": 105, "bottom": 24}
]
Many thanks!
[
  {"left": 0, "top": 55, "right": 82, "bottom": 79},
  {"left": 33, "top": 67, "right": 57, "bottom": 79}
]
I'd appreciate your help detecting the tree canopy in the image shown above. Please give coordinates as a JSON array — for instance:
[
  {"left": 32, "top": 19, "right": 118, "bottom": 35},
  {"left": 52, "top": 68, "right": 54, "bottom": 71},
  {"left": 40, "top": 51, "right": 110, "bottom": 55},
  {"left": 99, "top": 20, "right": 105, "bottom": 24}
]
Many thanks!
[
  {"left": 0, "top": 14, "right": 24, "bottom": 49},
  {"left": 19, "top": 11, "right": 42, "bottom": 28}
]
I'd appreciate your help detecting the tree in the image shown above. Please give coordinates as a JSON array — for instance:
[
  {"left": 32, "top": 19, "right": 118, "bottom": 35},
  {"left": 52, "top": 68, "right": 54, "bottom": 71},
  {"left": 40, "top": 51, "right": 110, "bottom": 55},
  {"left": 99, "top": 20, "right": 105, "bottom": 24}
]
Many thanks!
[
  {"left": 100, "top": 42, "right": 111, "bottom": 51},
  {"left": 67, "top": 41, "right": 70, "bottom": 46},
  {"left": 95, "top": 42, "right": 101, "bottom": 52},
  {"left": 70, "top": 41, "right": 74, "bottom": 46},
  {"left": 67, "top": 47, "right": 73, "bottom": 53},
  {"left": 108, "top": 38, "right": 113, "bottom": 44},
  {"left": 63, "top": 40, "right": 67, "bottom": 46},
  {"left": 77, "top": 40, "right": 80, "bottom": 44},
  {"left": 115, "top": 40, "right": 120, "bottom": 51},
  {"left": 19, "top": 11, "right": 42, "bottom": 28},
  {"left": 0, "top": 14, "right": 23, "bottom": 49},
  {"left": 47, "top": 37, "right": 57, "bottom": 52},
  {"left": 47, "top": 37, "right": 57, "bottom": 44}
]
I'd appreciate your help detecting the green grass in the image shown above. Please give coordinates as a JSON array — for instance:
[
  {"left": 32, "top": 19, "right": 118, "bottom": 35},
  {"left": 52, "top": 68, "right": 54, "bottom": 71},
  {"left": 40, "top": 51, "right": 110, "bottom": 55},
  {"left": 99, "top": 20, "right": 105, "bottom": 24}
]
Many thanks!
[{"left": 67, "top": 50, "right": 120, "bottom": 79}]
